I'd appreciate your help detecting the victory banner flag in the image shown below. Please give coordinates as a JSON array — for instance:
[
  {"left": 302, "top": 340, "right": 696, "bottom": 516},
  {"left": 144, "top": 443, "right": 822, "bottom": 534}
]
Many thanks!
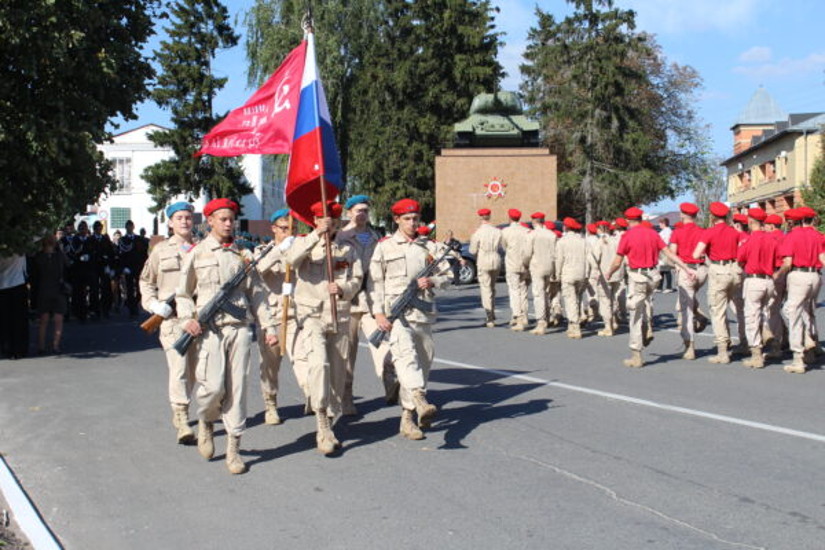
[
  {"left": 285, "top": 31, "right": 344, "bottom": 225},
  {"left": 196, "top": 41, "right": 307, "bottom": 157}
]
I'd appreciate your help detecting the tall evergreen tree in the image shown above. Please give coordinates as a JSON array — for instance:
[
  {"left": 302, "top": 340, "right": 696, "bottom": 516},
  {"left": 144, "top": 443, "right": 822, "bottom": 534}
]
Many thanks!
[
  {"left": 521, "top": 0, "right": 705, "bottom": 222},
  {"left": 143, "top": 0, "right": 250, "bottom": 210},
  {"left": 0, "top": 0, "right": 156, "bottom": 253}
]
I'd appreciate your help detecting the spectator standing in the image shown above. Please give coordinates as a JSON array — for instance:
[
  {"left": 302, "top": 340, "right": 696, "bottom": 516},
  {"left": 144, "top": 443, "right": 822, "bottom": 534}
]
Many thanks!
[
  {"left": 0, "top": 253, "right": 29, "bottom": 359},
  {"left": 30, "top": 234, "right": 70, "bottom": 354}
]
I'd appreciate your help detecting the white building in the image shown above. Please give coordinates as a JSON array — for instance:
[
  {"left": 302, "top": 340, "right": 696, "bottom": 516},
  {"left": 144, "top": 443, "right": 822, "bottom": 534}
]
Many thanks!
[{"left": 94, "top": 124, "right": 286, "bottom": 236}]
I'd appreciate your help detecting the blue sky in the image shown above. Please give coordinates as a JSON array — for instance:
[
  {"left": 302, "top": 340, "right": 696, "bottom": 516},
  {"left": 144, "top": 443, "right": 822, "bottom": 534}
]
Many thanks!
[{"left": 121, "top": 0, "right": 825, "bottom": 212}]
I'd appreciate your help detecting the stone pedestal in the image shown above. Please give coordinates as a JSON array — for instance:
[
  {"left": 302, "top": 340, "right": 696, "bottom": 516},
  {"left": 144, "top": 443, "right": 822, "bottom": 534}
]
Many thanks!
[{"left": 434, "top": 148, "right": 557, "bottom": 241}]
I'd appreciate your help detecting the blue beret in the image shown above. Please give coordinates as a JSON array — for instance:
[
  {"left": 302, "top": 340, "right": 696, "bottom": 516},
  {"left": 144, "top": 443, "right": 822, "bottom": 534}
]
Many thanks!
[
  {"left": 166, "top": 201, "right": 194, "bottom": 218},
  {"left": 269, "top": 208, "right": 291, "bottom": 223},
  {"left": 344, "top": 195, "right": 370, "bottom": 210}
]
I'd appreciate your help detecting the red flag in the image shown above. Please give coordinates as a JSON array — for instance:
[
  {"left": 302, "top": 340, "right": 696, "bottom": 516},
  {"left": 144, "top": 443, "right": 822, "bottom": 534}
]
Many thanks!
[{"left": 196, "top": 41, "right": 307, "bottom": 157}]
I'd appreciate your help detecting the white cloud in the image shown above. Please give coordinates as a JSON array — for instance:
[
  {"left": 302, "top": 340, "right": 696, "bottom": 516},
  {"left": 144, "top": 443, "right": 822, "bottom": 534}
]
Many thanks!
[
  {"left": 733, "top": 51, "right": 825, "bottom": 80},
  {"left": 621, "top": 0, "right": 764, "bottom": 35},
  {"left": 739, "top": 46, "right": 772, "bottom": 63}
]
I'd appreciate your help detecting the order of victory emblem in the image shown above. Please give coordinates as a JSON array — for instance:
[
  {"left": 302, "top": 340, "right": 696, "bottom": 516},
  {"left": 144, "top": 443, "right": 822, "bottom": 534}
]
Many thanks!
[{"left": 484, "top": 177, "right": 507, "bottom": 199}]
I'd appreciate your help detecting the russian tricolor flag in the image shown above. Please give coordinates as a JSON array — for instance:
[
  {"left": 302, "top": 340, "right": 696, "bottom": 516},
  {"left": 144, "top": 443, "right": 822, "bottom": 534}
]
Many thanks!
[{"left": 285, "top": 31, "right": 344, "bottom": 225}]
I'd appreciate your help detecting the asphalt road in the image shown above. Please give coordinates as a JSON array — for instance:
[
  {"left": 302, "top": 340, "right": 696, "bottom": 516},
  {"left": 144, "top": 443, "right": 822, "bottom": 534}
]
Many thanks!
[{"left": 1, "top": 283, "right": 824, "bottom": 550}]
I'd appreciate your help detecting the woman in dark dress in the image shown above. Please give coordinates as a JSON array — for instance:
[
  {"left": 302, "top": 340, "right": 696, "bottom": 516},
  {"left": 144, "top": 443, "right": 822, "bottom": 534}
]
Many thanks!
[{"left": 31, "top": 233, "right": 69, "bottom": 354}]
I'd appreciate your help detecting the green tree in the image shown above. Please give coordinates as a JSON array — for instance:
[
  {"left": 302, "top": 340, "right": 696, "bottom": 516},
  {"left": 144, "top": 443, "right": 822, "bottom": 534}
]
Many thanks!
[
  {"left": 801, "top": 129, "right": 825, "bottom": 231},
  {"left": 0, "top": 0, "right": 156, "bottom": 254},
  {"left": 521, "top": 0, "right": 705, "bottom": 223},
  {"left": 143, "top": 0, "right": 250, "bottom": 210}
]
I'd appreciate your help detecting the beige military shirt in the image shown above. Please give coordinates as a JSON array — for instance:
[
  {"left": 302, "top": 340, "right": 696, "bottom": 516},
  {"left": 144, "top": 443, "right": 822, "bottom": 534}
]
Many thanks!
[
  {"left": 555, "top": 231, "right": 589, "bottom": 283},
  {"left": 368, "top": 231, "right": 452, "bottom": 324},
  {"left": 335, "top": 226, "right": 381, "bottom": 314},
  {"left": 528, "top": 226, "right": 557, "bottom": 278},
  {"left": 287, "top": 230, "right": 363, "bottom": 328},
  {"left": 139, "top": 234, "right": 194, "bottom": 312},
  {"left": 255, "top": 243, "right": 292, "bottom": 321},
  {"left": 601, "top": 234, "right": 624, "bottom": 283},
  {"left": 501, "top": 222, "right": 531, "bottom": 274},
  {"left": 469, "top": 222, "right": 502, "bottom": 272},
  {"left": 176, "top": 234, "right": 276, "bottom": 335}
]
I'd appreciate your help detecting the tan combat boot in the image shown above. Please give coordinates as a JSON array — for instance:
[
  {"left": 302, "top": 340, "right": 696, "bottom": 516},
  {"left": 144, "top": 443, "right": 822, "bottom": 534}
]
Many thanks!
[
  {"left": 399, "top": 409, "right": 424, "bottom": 440},
  {"left": 709, "top": 343, "right": 731, "bottom": 364},
  {"left": 597, "top": 325, "right": 614, "bottom": 337},
  {"left": 566, "top": 323, "right": 582, "bottom": 339},
  {"left": 531, "top": 320, "right": 548, "bottom": 335},
  {"left": 742, "top": 347, "right": 764, "bottom": 369},
  {"left": 784, "top": 353, "right": 807, "bottom": 374},
  {"left": 682, "top": 340, "right": 696, "bottom": 360},
  {"left": 315, "top": 410, "right": 338, "bottom": 455},
  {"left": 264, "top": 396, "right": 281, "bottom": 425},
  {"left": 197, "top": 420, "right": 214, "bottom": 460},
  {"left": 412, "top": 389, "right": 437, "bottom": 429},
  {"left": 172, "top": 404, "right": 195, "bottom": 445},
  {"left": 622, "top": 350, "right": 644, "bottom": 368},
  {"left": 225, "top": 434, "right": 247, "bottom": 475},
  {"left": 511, "top": 320, "right": 526, "bottom": 332},
  {"left": 484, "top": 310, "right": 495, "bottom": 328}
]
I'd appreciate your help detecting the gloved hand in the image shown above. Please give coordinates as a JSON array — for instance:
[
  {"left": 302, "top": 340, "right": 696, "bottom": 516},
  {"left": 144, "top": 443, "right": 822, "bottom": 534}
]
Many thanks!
[
  {"left": 123, "top": 267, "right": 132, "bottom": 275},
  {"left": 150, "top": 300, "right": 173, "bottom": 319},
  {"left": 80, "top": 254, "right": 90, "bottom": 262},
  {"left": 278, "top": 236, "right": 295, "bottom": 252}
]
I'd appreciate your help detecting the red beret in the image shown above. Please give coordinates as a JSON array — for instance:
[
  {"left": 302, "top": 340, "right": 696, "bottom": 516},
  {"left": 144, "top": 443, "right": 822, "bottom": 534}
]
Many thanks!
[
  {"left": 508, "top": 208, "right": 522, "bottom": 220},
  {"left": 520, "top": 222, "right": 531, "bottom": 229},
  {"left": 609, "top": 223, "right": 617, "bottom": 231},
  {"left": 586, "top": 223, "right": 597, "bottom": 234},
  {"left": 674, "top": 221, "right": 684, "bottom": 229},
  {"left": 765, "top": 214, "right": 783, "bottom": 225},
  {"left": 310, "top": 200, "right": 343, "bottom": 219},
  {"left": 709, "top": 202, "right": 729, "bottom": 217},
  {"left": 391, "top": 198, "right": 420, "bottom": 216},
  {"left": 477, "top": 208, "right": 491, "bottom": 216},
  {"left": 680, "top": 202, "right": 699, "bottom": 216},
  {"left": 543, "top": 221, "right": 555, "bottom": 230},
  {"left": 416, "top": 226, "right": 431, "bottom": 236},
  {"left": 624, "top": 207, "right": 643, "bottom": 220},
  {"left": 641, "top": 220, "right": 653, "bottom": 228},
  {"left": 747, "top": 208, "right": 767, "bottom": 222},
  {"left": 732, "top": 213, "right": 748, "bottom": 224},
  {"left": 552, "top": 229, "right": 563, "bottom": 238},
  {"left": 614, "top": 218, "right": 628, "bottom": 228},
  {"left": 799, "top": 206, "right": 817, "bottom": 218},
  {"left": 784, "top": 208, "right": 802, "bottom": 221},
  {"left": 563, "top": 217, "right": 582, "bottom": 230},
  {"left": 596, "top": 220, "right": 610, "bottom": 227},
  {"left": 531, "top": 211, "right": 545, "bottom": 220},
  {"left": 204, "top": 198, "right": 239, "bottom": 217}
]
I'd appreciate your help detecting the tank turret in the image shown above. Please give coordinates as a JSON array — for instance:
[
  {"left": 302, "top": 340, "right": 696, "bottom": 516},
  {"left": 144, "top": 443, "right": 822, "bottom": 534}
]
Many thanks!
[{"left": 453, "top": 91, "right": 540, "bottom": 147}]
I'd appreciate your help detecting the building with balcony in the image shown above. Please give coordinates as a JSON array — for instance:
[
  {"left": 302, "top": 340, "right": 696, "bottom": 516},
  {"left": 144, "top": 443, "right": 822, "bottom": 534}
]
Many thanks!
[{"left": 722, "top": 87, "right": 823, "bottom": 214}]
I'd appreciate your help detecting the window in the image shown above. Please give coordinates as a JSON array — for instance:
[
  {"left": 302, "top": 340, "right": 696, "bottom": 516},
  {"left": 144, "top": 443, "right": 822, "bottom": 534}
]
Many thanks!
[
  {"left": 112, "top": 158, "right": 132, "bottom": 194},
  {"left": 110, "top": 207, "right": 131, "bottom": 229}
]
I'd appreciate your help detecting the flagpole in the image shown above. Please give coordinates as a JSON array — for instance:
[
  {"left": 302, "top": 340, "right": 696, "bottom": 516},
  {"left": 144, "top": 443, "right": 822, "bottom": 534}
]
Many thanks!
[{"left": 279, "top": 213, "right": 295, "bottom": 354}]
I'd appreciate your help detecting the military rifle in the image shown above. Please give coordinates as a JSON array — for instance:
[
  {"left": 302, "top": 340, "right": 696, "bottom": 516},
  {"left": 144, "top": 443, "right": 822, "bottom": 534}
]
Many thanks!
[
  {"left": 140, "top": 294, "right": 175, "bottom": 334},
  {"left": 173, "top": 242, "right": 275, "bottom": 356},
  {"left": 368, "top": 240, "right": 460, "bottom": 348}
]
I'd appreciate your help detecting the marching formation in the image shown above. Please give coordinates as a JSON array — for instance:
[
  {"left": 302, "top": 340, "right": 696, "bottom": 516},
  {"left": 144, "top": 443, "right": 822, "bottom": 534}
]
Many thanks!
[
  {"left": 139, "top": 195, "right": 451, "bottom": 474},
  {"left": 469, "top": 202, "right": 825, "bottom": 371}
]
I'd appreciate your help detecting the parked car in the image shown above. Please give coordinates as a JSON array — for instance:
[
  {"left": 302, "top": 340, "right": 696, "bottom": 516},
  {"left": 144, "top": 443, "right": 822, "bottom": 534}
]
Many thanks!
[{"left": 454, "top": 242, "right": 507, "bottom": 285}]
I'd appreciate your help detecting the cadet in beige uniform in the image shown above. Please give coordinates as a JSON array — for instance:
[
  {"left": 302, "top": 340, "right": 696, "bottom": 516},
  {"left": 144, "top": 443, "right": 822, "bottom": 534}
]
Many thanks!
[
  {"left": 584, "top": 223, "right": 601, "bottom": 322},
  {"left": 593, "top": 221, "right": 622, "bottom": 336},
  {"left": 370, "top": 198, "right": 452, "bottom": 440},
  {"left": 526, "top": 212, "right": 556, "bottom": 335},
  {"left": 469, "top": 207, "right": 502, "bottom": 328},
  {"left": 335, "top": 195, "right": 396, "bottom": 415},
  {"left": 500, "top": 209, "right": 531, "bottom": 330},
  {"left": 139, "top": 202, "right": 198, "bottom": 444},
  {"left": 555, "top": 217, "right": 588, "bottom": 338},
  {"left": 178, "top": 199, "right": 278, "bottom": 475},
  {"left": 288, "top": 201, "right": 363, "bottom": 454},
  {"left": 254, "top": 208, "right": 297, "bottom": 425}
]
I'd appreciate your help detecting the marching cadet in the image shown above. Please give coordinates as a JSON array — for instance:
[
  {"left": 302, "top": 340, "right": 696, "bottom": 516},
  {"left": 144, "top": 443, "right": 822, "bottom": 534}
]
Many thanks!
[
  {"left": 593, "top": 220, "right": 622, "bottom": 337},
  {"left": 469, "top": 208, "right": 502, "bottom": 328},
  {"left": 527, "top": 212, "right": 556, "bottom": 335},
  {"left": 254, "top": 208, "right": 297, "bottom": 425},
  {"left": 736, "top": 208, "right": 778, "bottom": 369},
  {"left": 612, "top": 218, "right": 630, "bottom": 323},
  {"left": 369, "top": 198, "right": 452, "bottom": 440},
  {"left": 555, "top": 217, "right": 588, "bottom": 339},
  {"left": 67, "top": 220, "right": 95, "bottom": 322},
  {"left": 693, "top": 202, "right": 747, "bottom": 364},
  {"left": 500, "top": 208, "right": 531, "bottom": 331},
  {"left": 118, "top": 220, "right": 146, "bottom": 318},
  {"left": 336, "top": 195, "right": 398, "bottom": 415},
  {"left": 178, "top": 199, "right": 278, "bottom": 475},
  {"left": 91, "top": 220, "right": 115, "bottom": 318},
  {"left": 584, "top": 223, "right": 601, "bottom": 323},
  {"left": 606, "top": 207, "right": 695, "bottom": 367},
  {"left": 139, "top": 202, "right": 198, "bottom": 444},
  {"left": 668, "top": 202, "right": 709, "bottom": 359},
  {"left": 546, "top": 221, "right": 564, "bottom": 327},
  {"left": 774, "top": 207, "right": 824, "bottom": 374},
  {"left": 733, "top": 213, "right": 750, "bottom": 245},
  {"left": 287, "top": 201, "right": 363, "bottom": 454},
  {"left": 764, "top": 213, "right": 787, "bottom": 358}
]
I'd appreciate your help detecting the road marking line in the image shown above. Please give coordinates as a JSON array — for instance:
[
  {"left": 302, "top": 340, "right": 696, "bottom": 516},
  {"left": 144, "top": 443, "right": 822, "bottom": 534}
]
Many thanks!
[
  {"left": 0, "top": 455, "right": 62, "bottom": 549},
  {"left": 429, "top": 355, "right": 825, "bottom": 444}
]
